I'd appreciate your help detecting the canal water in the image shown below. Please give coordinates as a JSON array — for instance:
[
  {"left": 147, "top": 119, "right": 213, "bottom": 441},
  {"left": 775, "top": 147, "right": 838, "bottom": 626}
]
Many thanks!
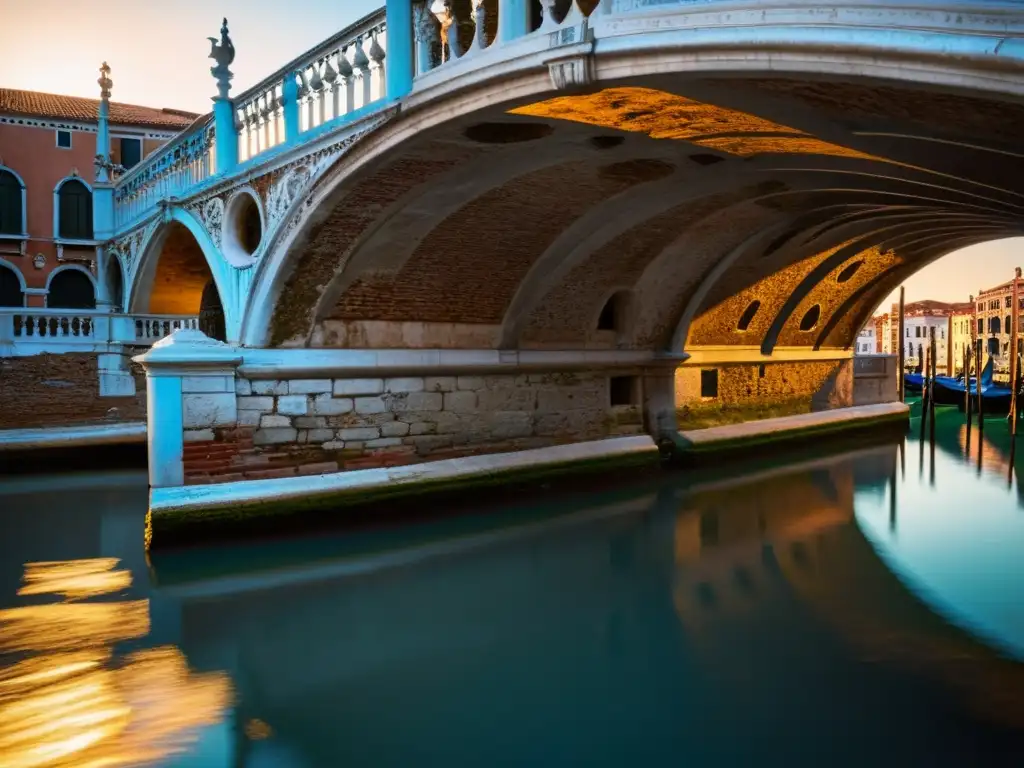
[{"left": 1, "top": 407, "right": 1022, "bottom": 767}]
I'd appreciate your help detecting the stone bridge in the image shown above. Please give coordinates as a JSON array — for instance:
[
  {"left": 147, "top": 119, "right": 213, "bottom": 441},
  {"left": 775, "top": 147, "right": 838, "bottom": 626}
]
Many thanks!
[{"left": 100, "top": 0, "right": 1024, "bottom": 501}]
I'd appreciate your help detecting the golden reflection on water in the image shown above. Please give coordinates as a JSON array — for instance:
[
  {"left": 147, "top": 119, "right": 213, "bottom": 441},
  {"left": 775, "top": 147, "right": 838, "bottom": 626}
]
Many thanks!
[{"left": 0, "top": 558, "right": 231, "bottom": 768}]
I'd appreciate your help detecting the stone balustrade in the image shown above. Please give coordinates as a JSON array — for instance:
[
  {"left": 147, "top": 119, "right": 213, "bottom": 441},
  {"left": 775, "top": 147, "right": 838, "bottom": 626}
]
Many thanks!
[{"left": 0, "top": 308, "right": 199, "bottom": 357}]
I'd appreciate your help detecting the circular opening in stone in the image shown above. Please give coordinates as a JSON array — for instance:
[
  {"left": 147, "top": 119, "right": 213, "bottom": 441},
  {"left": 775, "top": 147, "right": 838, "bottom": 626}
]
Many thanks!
[
  {"left": 463, "top": 122, "right": 554, "bottom": 144},
  {"left": 799, "top": 304, "right": 822, "bottom": 332},
  {"left": 590, "top": 135, "right": 625, "bottom": 150},
  {"left": 836, "top": 260, "right": 863, "bottom": 283},
  {"left": 689, "top": 153, "right": 724, "bottom": 166},
  {"left": 235, "top": 194, "right": 263, "bottom": 255}
]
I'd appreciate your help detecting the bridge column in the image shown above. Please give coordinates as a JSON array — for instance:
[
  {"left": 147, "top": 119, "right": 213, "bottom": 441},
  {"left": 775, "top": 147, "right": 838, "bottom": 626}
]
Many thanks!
[
  {"left": 497, "top": 0, "right": 530, "bottom": 42},
  {"left": 282, "top": 73, "right": 301, "bottom": 142},
  {"left": 210, "top": 19, "right": 239, "bottom": 174},
  {"left": 134, "top": 330, "right": 242, "bottom": 490},
  {"left": 386, "top": 0, "right": 414, "bottom": 99},
  {"left": 642, "top": 356, "right": 686, "bottom": 440}
]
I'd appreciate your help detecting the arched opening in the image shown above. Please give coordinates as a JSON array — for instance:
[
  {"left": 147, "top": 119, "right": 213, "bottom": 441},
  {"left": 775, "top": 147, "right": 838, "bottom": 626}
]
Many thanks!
[
  {"left": 737, "top": 300, "right": 760, "bottom": 331},
  {"left": 836, "top": 261, "right": 863, "bottom": 284},
  {"left": 799, "top": 304, "right": 821, "bottom": 332},
  {"left": 0, "top": 169, "right": 24, "bottom": 235},
  {"left": 223, "top": 192, "right": 264, "bottom": 266},
  {"left": 48, "top": 269, "right": 95, "bottom": 309},
  {"left": 142, "top": 222, "right": 224, "bottom": 339},
  {"left": 57, "top": 179, "right": 93, "bottom": 240},
  {"left": 0, "top": 264, "right": 23, "bottom": 307},
  {"left": 990, "top": 316, "right": 1001, "bottom": 335},
  {"left": 199, "top": 280, "right": 226, "bottom": 342},
  {"left": 107, "top": 256, "right": 124, "bottom": 312},
  {"left": 596, "top": 290, "right": 630, "bottom": 335}
]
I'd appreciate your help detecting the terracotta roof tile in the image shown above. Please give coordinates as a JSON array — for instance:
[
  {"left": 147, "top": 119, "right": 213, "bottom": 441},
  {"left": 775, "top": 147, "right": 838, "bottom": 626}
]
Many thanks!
[{"left": 0, "top": 88, "right": 198, "bottom": 130}]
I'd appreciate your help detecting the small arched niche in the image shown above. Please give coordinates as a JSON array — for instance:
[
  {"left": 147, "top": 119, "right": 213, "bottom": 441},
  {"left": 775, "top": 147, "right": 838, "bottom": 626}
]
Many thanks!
[{"left": 596, "top": 290, "right": 632, "bottom": 336}]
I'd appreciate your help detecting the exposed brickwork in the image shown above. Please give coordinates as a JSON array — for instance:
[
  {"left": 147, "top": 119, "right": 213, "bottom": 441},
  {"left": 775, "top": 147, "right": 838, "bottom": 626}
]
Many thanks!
[
  {"left": 331, "top": 159, "right": 674, "bottom": 327},
  {"left": 0, "top": 353, "right": 146, "bottom": 429},
  {"left": 520, "top": 189, "right": 752, "bottom": 347},
  {"left": 271, "top": 143, "right": 493, "bottom": 346},
  {"left": 185, "top": 373, "right": 644, "bottom": 484}
]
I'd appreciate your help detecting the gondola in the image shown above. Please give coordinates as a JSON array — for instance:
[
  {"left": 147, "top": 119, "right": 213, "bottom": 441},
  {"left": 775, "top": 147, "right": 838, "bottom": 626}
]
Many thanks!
[{"left": 931, "top": 357, "right": 1011, "bottom": 410}]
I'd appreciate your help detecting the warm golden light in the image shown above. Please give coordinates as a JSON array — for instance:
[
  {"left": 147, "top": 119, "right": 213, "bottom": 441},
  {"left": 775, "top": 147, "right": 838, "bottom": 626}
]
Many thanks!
[
  {"left": 0, "top": 559, "right": 233, "bottom": 768},
  {"left": 510, "top": 87, "right": 884, "bottom": 162}
]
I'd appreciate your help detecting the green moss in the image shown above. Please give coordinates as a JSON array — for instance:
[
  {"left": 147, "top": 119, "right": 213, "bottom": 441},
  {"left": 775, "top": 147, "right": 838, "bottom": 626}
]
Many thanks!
[
  {"left": 148, "top": 449, "right": 661, "bottom": 550},
  {"left": 676, "top": 398, "right": 812, "bottom": 430}
]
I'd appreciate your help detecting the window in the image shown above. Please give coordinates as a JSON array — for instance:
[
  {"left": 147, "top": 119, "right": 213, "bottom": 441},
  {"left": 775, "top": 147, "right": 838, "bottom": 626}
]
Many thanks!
[
  {"left": 905, "top": 328, "right": 909, "bottom": 337},
  {"left": 1007, "top": 316, "right": 1013, "bottom": 335},
  {"left": 0, "top": 170, "right": 23, "bottom": 235},
  {"left": 915, "top": 326, "right": 921, "bottom": 338},
  {"left": 978, "top": 318, "right": 984, "bottom": 333},
  {"left": 56, "top": 130, "right": 72, "bottom": 149},
  {"left": 119, "top": 137, "right": 142, "bottom": 170},
  {"left": 57, "top": 180, "right": 93, "bottom": 240},
  {"left": 0, "top": 264, "right": 23, "bottom": 307},
  {"left": 941, "top": 329, "right": 945, "bottom": 339},
  {"left": 47, "top": 269, "right": 95, "bottom": 309},
  {"left": 1006, "top": 296, "right": 1012, "bottom": 308},
  {"left": 700, "top": 369, "right": 719, "bottom": 398},
  {"left": 609, "top": 376, "right": 635, "bottom": 406}
]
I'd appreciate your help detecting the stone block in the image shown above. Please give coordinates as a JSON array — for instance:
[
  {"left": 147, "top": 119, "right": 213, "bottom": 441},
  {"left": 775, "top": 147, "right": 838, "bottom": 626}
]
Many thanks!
[
  {"left": 425, "top": 376, "right": 456, "bottom": 392},
  {"left": 183, "top": 429, "right": 215, "bottom": 442},
  {"left": 489, "top": 411, "right": 534, "bottom": 439},
  {"left": 536, "top": 388, "right": 603, "bottom": 413},
  {"left": 390, "top": 392, "right": 443, "bottom": 412},
  {"left": 381, "top": 421, "right": 411, "bottom": 437},
  {"left": 385, "top": 377, "right": 425, "bottom": 393},
  {"left": 252, "top": 380, "right": 288, "bottom": 395},
  {"left": 313, "top": 394, "right": 354, "bottom": 415},
  {"left": 237, "top": 409, "right": 262, "bottom": 427},
  {"left": 366, "top": 437, "right": 403, "bottom": 448},
  {"left": 409, "top": 422, "right": 437, "bottom": 436},
  {"left": 289, "top": 379, "right": 333, "bottom": 394},
  {"left": 294, "top": 416, "right": 327, "bottom": 428},
  {"left": 478, "top": 388, "right": 536, "bottom": 412},
  {"left": 403, "top": 434, "right": 454, "bottom": 452},
  {"left": 277, "top": 395, "right": 309, "bottom": 416},
  {"left": 307, "top": 428, "right": 336, "bottom": 443},
  {"left": 260, "top": 414, "right": 292, "bottom": 428},
  {"left": 354, "top": 396, "right": 386, "bottom": 414},
  {"left": 98, "top": 371, "right": 136, "bottom": 397},
  {"left": 235, "top": 378, "right": 252, "bottom": 396},
  {"left": 253, "top": 427, "right": 298, "bottom": 445},
  {"left": 334, "top": 378, "right": 384, "bottom": 396},
  {"left": 182, "top": 375, "right": 233, "bottom": 394},
  {"left": 338, "top": 426, "right": 381, "bottom": 441},
  {"left": 322, "top": 440, "right": 345, "bottom": 450},
  {"left": 237, "top": 396, "right": 274, "bottom": 411},
  {"left": 443, "top": 390, "right": 477, "bottom": 412},
  {"left": 457, "top": 376, "right": 485, "bottom": 391},
  {"left": 183, "top": 392, "right": 237, "bottom": 429}
]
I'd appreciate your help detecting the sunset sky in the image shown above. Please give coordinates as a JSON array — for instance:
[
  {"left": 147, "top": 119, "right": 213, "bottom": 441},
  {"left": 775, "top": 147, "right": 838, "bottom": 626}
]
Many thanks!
[{"left": 1, "top": 0, "right": 1019, "bottom": 316}]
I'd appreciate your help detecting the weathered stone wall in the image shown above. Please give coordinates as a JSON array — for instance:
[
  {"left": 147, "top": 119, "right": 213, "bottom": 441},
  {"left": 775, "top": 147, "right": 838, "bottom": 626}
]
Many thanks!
[
  {"left": 675, "top": 359, "right": 853, "bottom": 423},
  {"left": 181, "top": 372, "right": 644, "bottom": 485},
  {"left": 0, "top": 352, "right": 147, "bottom": 430}
]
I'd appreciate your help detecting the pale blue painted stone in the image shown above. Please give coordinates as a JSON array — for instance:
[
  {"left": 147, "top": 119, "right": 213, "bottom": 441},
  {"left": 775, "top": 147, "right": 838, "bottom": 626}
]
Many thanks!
[{"left": 277, "top": 395, "right": 309, "bottom": 415}]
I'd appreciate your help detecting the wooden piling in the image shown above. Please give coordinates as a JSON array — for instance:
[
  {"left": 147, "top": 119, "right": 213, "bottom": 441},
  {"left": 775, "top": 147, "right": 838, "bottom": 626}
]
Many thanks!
[
  {"left": 977, "top": 339, "right": 984, "bottom": 438},
  {"left": 897, "top": 286, "right": 905, "bottom": 403},
  {"left": 919, "top": 339, "right": 929, "bottom": 440},
  {"left": 929, "top": 326, "right": 937, "bottom": 437},
  {"left": 1011, "top": 270, "right": 1020, "bottom": 438}
]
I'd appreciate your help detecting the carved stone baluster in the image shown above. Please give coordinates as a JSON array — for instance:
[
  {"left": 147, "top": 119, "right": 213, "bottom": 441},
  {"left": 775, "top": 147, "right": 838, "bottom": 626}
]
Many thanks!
[
  {"left": 296, "top": 70, "right": 311, "bottom": 131},
  {"left": 322, "top": 54, "right": 339, "bottom": 121},
  {"left": 467, "top": 0, "right": 487, "bottom": 54},
  {"left": 309, "top": 62, "right": 325, "bottom": 129},
  {"left": 415, "top": 3, "right": 441, "bottom": 74},
  {"left": 369, "top": 30, "right": 386, "bottom": 102},
  {"left": 270, "top": 90, "right": 282, "bottom": 146},
  {"left": 353, "top": 36, "right": 372, "bottom": 108},
  {"left": 260, "top": 92, "right": 272, "bottom": 151},
  {"left": 338, "top": 48, "right": 355, "bottom": 115},
  {"left": 250, "top": 103, "right": 262, "bottom": 155},
  {"left": 539, "top": 0, "right": 559, "bottom": 30}
]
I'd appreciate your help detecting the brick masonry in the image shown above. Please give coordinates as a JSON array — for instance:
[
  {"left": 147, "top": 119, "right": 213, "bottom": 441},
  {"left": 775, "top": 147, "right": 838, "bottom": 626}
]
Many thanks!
[
  {"left": 0, "top": 352, "right": 147, "bottom": 429},
  {"left": 182, "top": 372, "right": 645, "bottom": 485}
]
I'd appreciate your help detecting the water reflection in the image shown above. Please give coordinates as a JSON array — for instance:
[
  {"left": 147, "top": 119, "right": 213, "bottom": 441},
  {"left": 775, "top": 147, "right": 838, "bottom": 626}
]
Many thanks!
[
  {"left": 0, "top": 557, "right": 230, "bottom": 768},
  {"left": 1, "top": 437, "right": 1023, "bottom": 765}
]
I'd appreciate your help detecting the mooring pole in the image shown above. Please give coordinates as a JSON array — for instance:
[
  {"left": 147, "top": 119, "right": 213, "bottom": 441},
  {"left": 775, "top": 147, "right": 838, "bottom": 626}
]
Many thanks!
[
  {"left": 1011, "top": 269, "right": 1020, "bottom": 438},
  {"left": 920, "top": 340, "right": 930, "bottom": 441},
  {"left": 929, "top": 326, "right": 937, "bottom": 437},
  {"left": 977, "top": 338, "right": 985, "bottom": 440},
  {"left": 965, "top": 346, "right": 972, "bottom": 458},
  {"left": 897, "top": 286, "right": 906, "bottom": 403}
]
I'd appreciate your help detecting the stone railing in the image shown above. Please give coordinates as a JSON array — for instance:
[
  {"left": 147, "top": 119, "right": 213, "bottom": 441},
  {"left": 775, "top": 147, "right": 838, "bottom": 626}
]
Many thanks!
[
  {"left": 235, "top": 9, "right": 388, "bottom": 163},
  {"left": 853, "top": 354, "right": 900, "bottom": 405},
  {"left": 113, "top": 118, "right": 216, "bottom": 231},
  {"left": 0, "top": 309, "right": 199, "bottom": 357}
]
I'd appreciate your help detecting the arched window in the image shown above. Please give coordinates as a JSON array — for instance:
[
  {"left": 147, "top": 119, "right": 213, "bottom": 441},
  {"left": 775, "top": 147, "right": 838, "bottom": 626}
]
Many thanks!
[
  {"left": 107, "top": 256, "right": 124, "bottom": 312},
  {"left": 0, "top": 170, "right": 24, "bottom": 235},
  {"left": 48, "top": 269, "right": 95, "bottom": 309},
  {"left": 57, "top": 179, "right": 93, "bottom": 240},
  {"left": 0, "top": 264, "right": 23, "bottom": 307},
  {"left": 991, "top": 316, "right": 1001, "bottom": 335},
  {"left": 1005, "top": 315, "right": 1012, "bottom": 335}
]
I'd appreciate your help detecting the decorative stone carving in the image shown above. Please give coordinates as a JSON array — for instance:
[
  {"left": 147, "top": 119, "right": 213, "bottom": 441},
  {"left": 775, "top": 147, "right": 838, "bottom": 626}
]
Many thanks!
[
  {"left": 186, "top": 196, "right": 226, "bottom": 250},
  {"left": 209, "top": 18, "right": 236, "bottom": 98},
  {"left": 111, "top": 219, "right": 157, "bottom": 282},
  {"left": 33, "top": 253, "right": 45, "bottom": 270},
  {"left": 548, "top": 54, "right": 593, "bottom": 90}
]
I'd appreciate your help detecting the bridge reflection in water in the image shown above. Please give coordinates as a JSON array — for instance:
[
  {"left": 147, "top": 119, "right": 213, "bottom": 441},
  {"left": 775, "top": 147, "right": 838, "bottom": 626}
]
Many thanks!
[{"left": 0, "top": 430, "right": 1022, "bottom": 766}]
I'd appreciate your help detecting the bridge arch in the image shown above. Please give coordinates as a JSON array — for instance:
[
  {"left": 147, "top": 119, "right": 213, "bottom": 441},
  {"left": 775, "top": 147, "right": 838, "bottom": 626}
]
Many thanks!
[
  {"left": 128, "top": 207, "right": 241, "bottom": 341},
  {"left": 240, "top": 8, "right": 1024, "bottom": 357}
]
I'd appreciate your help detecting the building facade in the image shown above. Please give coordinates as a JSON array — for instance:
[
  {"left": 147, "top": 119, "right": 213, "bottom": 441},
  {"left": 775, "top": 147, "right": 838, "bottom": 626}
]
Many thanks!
[
  {"left": 884, "top": 300, "right": 962, "bottom": 375},
  {"left": 973, "top": 271, "right": 1024, "bottom": 373},
  {"left": 854, "top": 323, "right": 877, "bottom": 355},
  {"left": 0, "top": 79, "right": 196, "bottom": 310}
]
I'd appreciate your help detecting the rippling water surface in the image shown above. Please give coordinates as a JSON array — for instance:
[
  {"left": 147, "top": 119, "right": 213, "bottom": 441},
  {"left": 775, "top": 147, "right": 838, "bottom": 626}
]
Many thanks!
[{"left": 1, "top": 407, "right": 1022, "bottom": 767}]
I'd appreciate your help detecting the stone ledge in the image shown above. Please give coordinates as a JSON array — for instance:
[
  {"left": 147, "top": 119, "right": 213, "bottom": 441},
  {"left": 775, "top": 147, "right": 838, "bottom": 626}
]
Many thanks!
[
  {"left": 0, "top": 422, "right": 147, "bottom": 451},
  {"left": 672, "top": 402, "right": 909, "bottom": 459},
  {"left": 147, "top": 435, "right": 660, "bottom": 547}
]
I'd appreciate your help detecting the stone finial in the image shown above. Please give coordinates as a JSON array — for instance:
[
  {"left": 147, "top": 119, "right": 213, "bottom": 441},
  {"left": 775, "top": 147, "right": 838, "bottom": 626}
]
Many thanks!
[
  {"left": 1016, "top": 267, "right": 1022, "bottom": 279},
  {"left": 208, "top": 17, "right": 236, "bottom": 99},
  {"left": 98, "top": 62, "right": 113, "bottom": 101}
]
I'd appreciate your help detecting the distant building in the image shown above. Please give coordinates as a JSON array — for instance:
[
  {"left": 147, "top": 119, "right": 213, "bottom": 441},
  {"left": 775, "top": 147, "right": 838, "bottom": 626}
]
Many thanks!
[
  {"left": 973, "top": 269, "right": 1024, "bottom": 372},
  {"left": 886, "top": 300, "right": 962, "bottom": 375},
  {"left": 0, "top": 84, "right": 196, "bottom": 310},
  {"left": 950, "top": 298, "right": 976, "bottom": 375},
  {"left": 854, "top": 323, "right": 877, "bottom": 355}
]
